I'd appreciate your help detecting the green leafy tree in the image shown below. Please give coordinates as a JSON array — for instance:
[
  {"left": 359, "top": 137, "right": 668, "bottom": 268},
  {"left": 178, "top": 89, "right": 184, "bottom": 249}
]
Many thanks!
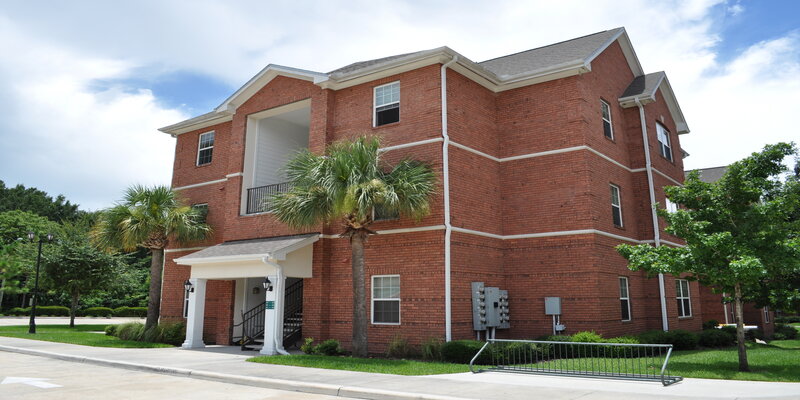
[
  {"left": 0, "top": 210, "right": 60, "bottom": 309},
  {"left": 42, "top": 222, "right": 120, "bottom": 327},
  {"left": 617, "top": 143, "right": 800, "bottom": 372},
  {"left": 271, "top": 136, "right": 436, "bottom": 356},
  {"left": 92, "top": 185, "right": 211, "bottom": 331},
  {"left": 0, "top": 180, "right": 83, "bottom": 222}
]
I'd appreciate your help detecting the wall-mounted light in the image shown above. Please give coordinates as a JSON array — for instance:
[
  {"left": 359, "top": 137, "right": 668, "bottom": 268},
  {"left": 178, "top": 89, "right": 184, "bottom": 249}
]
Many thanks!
[
  {"left": 263, "top": 277, "right": 273, "bottom": 292},
  {"left": 184, "top": 280, "right": 194, "bottom": 293}
]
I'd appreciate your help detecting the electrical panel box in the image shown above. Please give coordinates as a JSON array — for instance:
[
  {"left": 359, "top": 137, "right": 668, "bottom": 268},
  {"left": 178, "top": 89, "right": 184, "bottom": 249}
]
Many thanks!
[
  {"left": 471, "top": 282, "right": 511, "bottom": 330},
  {"left": 544, "top": 297, "right": 562, "bottom": 315},
  {"left": 471, "top": 282, "right": 487, "bottom": 330}
]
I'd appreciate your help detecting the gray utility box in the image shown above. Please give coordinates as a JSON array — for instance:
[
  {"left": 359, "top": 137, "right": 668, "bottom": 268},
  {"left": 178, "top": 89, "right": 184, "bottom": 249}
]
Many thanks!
[
  {"left": 544, "top": 297, "right": 562, "bottom": 315},
  {"left": 472, "top": 282, "right": 511, "bottom": 330}
]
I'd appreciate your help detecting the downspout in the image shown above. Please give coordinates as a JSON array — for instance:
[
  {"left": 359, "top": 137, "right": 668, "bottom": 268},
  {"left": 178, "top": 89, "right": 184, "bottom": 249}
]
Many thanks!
[
  {"left": 263, "top": 257, "right": 290, "bottom": 355},
  {"left": 441, "top": 55, "right": 458, "bottom": 342},
  {"left": 635, "top": 98, "right": 669, "bottom": 332}
]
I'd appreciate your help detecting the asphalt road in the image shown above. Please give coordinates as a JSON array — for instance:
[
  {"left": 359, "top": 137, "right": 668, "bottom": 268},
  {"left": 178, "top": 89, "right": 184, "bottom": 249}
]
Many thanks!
[{"left": 0, "top": 351, "right": 354, "bottom": 400}]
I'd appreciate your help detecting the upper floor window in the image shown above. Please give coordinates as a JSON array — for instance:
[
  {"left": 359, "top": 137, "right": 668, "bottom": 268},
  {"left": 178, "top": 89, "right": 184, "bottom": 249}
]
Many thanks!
[
  {"left": 665, "top": 198, "right": 678, "bottom": 213},
  {"left": 374, "top": 82, "right": 400, "bottom": 127},
  {"left": 610, "top": 184, "right": 623, "bottom": 227},
  {"left": 373, "top": 203, "right": 399, "bottom": 221},
  {"left": 656, "top": 123, "right": 672, "bottom": 162},
  {"left": 763, "top": 306, "right": 770, "bottom": 323},
  {"left": 676, "top": 279, "right": 692, "bottom": 317},
  {"left": 372, "top": 275, "right": 400, "bottom": 324},
  {"left": 192, "top": 203, "right": 209, "bottom": 224},
  {"left": 197, "top": 131, "right": 215, "bottom": 166},
  {"left": 619, "top": 277, "right": 631, "bottom": 321},
  {"left": 601, "top": 100, "right": 613, "bottom": 139}
]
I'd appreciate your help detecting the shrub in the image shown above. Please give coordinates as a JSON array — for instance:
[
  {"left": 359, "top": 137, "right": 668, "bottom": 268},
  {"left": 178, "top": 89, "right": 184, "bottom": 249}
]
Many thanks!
[
  {"left": 441, "top": 340, "right": 488, "bottom": 364},
  {"left": 570, "top": 331, "right": 604, "bottom": 357},
  {"left": 772, "top": 324, "right": 798, "bottom": 340},
  {"left": 603, "top": 336, "right": 640, "bottom": 358},
  {"left": 115, "top": 322, "right": 145, "bottom": 341},
  {"left": 104, "top": 325, "right": 117, "bottom": 336},
  {"left": 421, "top": 337, "right": 443, "bottom": 361},
  {"left": 637, "top": 330, "right": 698, "bottom": 350},
  {"left": 385, "top": 335, "right": 413, "bottom": 359},
  {"left": 300, "top": 337, "right": 316, "bottom": 355},
  {"left": 27, "top": 306, "right": 70, "bottom": 316},
  {"left": 83, "top": 307, "right": 114, "bottom": 318},
  {"left": 775, "top": 316, "right": 800, "bottom": 323},
  {"left": 702, "top": 320, "right": 720, "bottom": 330},
  {"left": 719, "top": 325, "right": 737, "bottom": 336},
  {"left": 8, "top": 307, "right": 28, "bottom": 316},
  {"left": 160, "top": 322, "right": 186, "bottom": 345},
  {"left": 745, "top": 328, "right": 765, "bottom": 342},
  {"left": 113, "top": 307, "right": 147, "bottom": 317},
  {"left": 699, "top": 329, "right": 735, "bottom": 348},
  {"left": 315, "top": 339, "right": 342, "bottom": 356}
]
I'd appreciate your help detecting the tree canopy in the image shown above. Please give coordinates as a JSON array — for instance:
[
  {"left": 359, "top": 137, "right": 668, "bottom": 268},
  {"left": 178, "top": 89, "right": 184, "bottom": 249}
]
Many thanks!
[
  {"left": 0, "top": 180, "right": 83, "bottom": 222},
  {"left": 617, "top": 142, "right": 800, "bottom": 371}
]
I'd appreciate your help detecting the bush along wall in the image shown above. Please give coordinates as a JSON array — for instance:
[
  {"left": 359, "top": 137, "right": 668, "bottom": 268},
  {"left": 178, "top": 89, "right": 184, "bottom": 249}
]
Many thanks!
[{"left": 107, "top": 321, "right": 186, "bottom": 346}]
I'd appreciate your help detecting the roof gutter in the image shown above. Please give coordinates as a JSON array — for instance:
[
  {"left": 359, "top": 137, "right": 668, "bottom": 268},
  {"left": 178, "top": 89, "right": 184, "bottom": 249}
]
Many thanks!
[
  {"left": 441, "top": 54, "right": 458, "bottom": 342},
  {"left": 635, "top": 98, "right": 669, "bottom": 332}
]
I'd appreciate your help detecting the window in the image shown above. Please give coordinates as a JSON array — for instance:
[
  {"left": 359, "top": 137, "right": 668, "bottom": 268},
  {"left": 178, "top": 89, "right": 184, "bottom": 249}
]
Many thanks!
[
  {"left": 619, "top": 277, "right": 631, "bottom": 321},
  {"left": 763, "top": 306, "right": 770, "bottom": 323},
  {"left": 197, "top": 131, "right": 215, "bottom": 165},
  {"left": 374, "top": 82, "right": 400, "bottom": 126},
  {"left": 675, "top": 279, "right": 692, "bottom": 317},
  {"left": 372, "top": 275, "right": 400, "bottom": 324},
  {"left": 610, "top": 184, "right": 623, "bottom": 227},
  {"left": 601, "top": 100, "right": 613, "bottom": 139},
  {"left": 192, "top": 203, "right": 209, "bottom": 224},
  {"left": 182, "top": 287, "right": 190, "bottom": 318},
  {"left": 656, "top": 123, "right": 672, "bottom": 162},
  {"left": 665, "top": 198, "right": 678, "bottom": 213},
  {"left": 373, "top": 203, "right": 399, "bottom": 221}
]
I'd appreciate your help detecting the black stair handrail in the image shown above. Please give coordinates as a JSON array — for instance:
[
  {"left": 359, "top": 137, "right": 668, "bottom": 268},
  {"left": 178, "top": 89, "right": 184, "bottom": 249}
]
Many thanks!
[
  {"left": 238, "top": 301, "right": 266, "bottom": 350},
  {"left": 282, "top": 279, "right": 304, "bottom": 348}
]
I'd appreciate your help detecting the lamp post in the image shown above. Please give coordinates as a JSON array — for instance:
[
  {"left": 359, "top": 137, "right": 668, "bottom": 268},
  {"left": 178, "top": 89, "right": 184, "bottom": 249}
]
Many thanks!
[{"left": 27, "top": 232, "right": 53, "bottom": 334}]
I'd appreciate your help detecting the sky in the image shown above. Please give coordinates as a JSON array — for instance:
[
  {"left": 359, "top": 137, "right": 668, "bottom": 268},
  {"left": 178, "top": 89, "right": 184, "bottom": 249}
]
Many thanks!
[{"left": 0, "top": 0, "right": 798, "bottom": 211}]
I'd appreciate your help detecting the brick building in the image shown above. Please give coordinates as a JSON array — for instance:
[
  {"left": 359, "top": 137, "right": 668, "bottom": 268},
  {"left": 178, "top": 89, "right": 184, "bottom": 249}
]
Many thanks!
[{"left": 159, "top": 27, "right": 721, "bottom": 354}]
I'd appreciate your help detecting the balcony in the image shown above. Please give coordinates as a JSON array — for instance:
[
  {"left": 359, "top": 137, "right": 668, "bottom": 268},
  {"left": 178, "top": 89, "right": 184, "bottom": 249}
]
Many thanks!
[{"left": 246, "top": 182, "right": 291, "bottom": 214}]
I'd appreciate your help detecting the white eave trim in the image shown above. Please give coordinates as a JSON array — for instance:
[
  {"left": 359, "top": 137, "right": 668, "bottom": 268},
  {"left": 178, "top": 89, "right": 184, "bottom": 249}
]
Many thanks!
[
  {"left": 175, "top": 234, "right": 319, "bottom": 265},
  {"left": 617, "top": 74, "right": 690, "bottom": 135},
  {"left": 216, "top": 64, "right": 327, "bottom": 114},
  {"left": 158, "top": 113, "right": 233, "bottom": 136}
]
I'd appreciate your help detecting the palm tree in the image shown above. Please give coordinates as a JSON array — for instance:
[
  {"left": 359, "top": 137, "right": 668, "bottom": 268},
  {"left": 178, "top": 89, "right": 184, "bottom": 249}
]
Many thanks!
[
  {"left": 92, "top": 185, "right": 210, "bottom": 331},
  {"left": 272, "top": 136, "right": 436, "bottom": 357}
]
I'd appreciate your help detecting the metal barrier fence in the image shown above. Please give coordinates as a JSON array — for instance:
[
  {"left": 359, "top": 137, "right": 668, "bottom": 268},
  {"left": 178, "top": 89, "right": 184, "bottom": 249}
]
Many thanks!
[
  {"left": 246, "top": 182, "right": 291, "bottom": 214},
  {"left": 469, "top": 339, "right": 682, "bottom": 386}
]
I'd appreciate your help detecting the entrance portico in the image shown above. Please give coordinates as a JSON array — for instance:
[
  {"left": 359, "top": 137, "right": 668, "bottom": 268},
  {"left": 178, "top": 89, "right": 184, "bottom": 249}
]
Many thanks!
[{"left": 175, "top": 234, "right": 318, "bottom": 355}]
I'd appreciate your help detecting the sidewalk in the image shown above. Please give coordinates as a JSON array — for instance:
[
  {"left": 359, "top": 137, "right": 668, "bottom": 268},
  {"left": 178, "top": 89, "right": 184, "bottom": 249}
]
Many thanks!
[{"left": 1, "top": 336, "right": 798, "bottom": 400}]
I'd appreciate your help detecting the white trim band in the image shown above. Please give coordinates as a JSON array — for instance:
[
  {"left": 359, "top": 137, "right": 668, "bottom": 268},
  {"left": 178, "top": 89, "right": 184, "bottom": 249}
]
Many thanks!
[{"left": 165, "top": 246, "right": 210, "bottom": 254}]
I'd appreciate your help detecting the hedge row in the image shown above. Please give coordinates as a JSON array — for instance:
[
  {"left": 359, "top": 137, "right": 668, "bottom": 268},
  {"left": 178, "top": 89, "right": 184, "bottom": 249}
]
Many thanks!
[
  {"left": 106, "top": 321, "right": 185, "bottom": 346},
  {"left": 3, "top": 306, "right": 146, "bottom": 317},
  {"left": 775, "top": 316, "right": 800, "bottom": 324}
]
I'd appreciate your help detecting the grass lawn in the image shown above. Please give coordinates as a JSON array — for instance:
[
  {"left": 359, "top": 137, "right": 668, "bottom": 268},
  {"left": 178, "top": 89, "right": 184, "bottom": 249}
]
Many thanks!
[
  {"left": 248, "top": 354, "right": 472, "bottom": 375},
  {"left": 0, "top": 325, "right": 172, "bottom": 348},
  {"left": 249, "top": 340, "right": 799, "bottom": 381}
]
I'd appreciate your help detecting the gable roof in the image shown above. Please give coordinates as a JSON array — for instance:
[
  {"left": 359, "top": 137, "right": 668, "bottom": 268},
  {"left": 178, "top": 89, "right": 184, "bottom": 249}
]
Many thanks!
[
  {"left": 687, "top": 166, "right": 727, "bottom": 183},
  {"left": 160, "top": 27, "right": 687, "bottom": 136},
  {"left": 618, "top": 71, "right": 690, "bottom": 134}
]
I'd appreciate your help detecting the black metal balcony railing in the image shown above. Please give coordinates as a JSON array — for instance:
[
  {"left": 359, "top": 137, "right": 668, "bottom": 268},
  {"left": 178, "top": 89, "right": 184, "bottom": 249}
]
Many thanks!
[{"left": 246, "top": 182, "right": 291, "bottom": 214}]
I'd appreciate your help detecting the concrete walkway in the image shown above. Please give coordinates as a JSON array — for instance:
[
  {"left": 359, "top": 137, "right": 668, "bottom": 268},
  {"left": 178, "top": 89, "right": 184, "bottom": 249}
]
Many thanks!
[{"left": 0, "top": 336, "right": 798, "bottom": 400}]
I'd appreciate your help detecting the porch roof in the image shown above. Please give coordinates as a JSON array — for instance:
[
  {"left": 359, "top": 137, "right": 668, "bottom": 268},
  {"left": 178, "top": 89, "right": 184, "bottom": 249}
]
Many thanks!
[{"left": 175, "top": 233, "right": 319, "bottom": 265}]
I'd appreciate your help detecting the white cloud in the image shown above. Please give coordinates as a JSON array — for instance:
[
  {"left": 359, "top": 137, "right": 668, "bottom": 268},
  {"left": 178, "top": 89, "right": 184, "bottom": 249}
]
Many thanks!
[{"left": 0, "top": 0, "right": 797, "bottom": 209}]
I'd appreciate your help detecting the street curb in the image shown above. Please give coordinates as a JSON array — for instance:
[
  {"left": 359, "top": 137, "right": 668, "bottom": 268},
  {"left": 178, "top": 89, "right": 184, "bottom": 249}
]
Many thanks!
[{"left": 0, "top": 345, "right": 468, "bottom": 400}]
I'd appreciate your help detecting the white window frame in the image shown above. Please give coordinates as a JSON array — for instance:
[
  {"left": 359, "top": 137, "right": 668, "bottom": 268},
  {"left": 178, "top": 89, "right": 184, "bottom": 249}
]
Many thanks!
[
  {"left": 373, "top": 81, "right": 400, "bottom": 127},
  {"left": 665, "top": 198, "right": 678, "bottom": 213},
  {"left": 601, "top": 99, "right": 613, "bottom": 140},
  {"left": 182, "top": 288, "right": 190, "bottom": 318},
  {"left": 619, "top": 276, "right": 631, "bottom": 322},
  {"left": 656, "top": 123, "right": 672, "bottom": 162},
  {"left": 610, "top": 184, "right": 623, "bottom": 227},
  {"left": 196, "top": 131, "right": 215, "bottom": 166},
  {"left": 371, "top": 274, "right": 400, "bottom": 325},
  {"left": 763, "top": 306, "right": 770, "bottom": 323},
  {"left": 676, "top": 279, "right": 692, "bottom": 318},
  {"left": 192, "top": 203, "right": 209, "bottom": 223}
]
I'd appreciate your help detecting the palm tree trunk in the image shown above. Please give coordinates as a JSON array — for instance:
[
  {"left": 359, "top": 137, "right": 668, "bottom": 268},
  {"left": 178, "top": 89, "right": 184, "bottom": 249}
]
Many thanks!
[
  {"left": 145, "top": 248, "right": 164, "bottom": 331},
  {"left": 734, "top": 283, "right": 749, "bottom": 372},
  {"left": 70, "top": 293, "right": 79, "bottom": 328},
  {"left": 351, "top": 233, "right": 368, "bottom": 357}
]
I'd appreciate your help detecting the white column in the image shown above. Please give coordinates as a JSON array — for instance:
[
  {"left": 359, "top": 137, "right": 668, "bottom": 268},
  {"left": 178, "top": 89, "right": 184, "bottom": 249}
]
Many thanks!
[
  {"left": 182, "top": 278, "right": 206, "bottom": 349},
  {"left": 260, "top": 274, "right": 279, "bottom": 355}
]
